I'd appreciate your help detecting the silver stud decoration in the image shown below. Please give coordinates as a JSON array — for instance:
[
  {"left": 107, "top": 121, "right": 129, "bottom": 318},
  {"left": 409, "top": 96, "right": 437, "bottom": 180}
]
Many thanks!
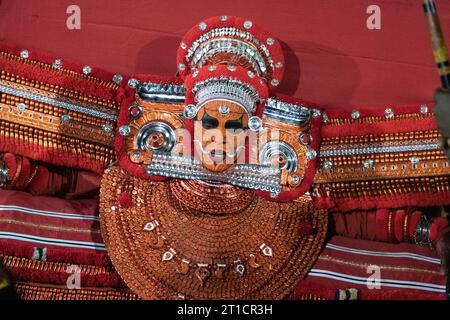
[
  {"left": 351, "top": 109, "right": 360, "bottom": 119},
  {"left": 128, "top": 103, "right": 143, "bottom": 119},
  {"left": 260, "top": 243, "right": 273, "bottom": 257},
  {"left": 271, "top": 79, "right": 279, "bottom": 86},
  {"left": 197, "top": 263, "right": 209, "bottom": 268},
  {"left": 199, "top": 22, "right": 207, "bottom": 30},
  {"left": 306, "top": 149, "right": 317, "bottom": 160},
  {"left": 178, "top": 63, "right": 186, "bottom": 71},
  {"left": 384, "top": 108, "right": 394, "bottom": 119},
  {"left": 235, "top": 260, "right": 245, "bottom": 276},
  {"left": 266, "top": 38, "right": 275, "bottom": 46},
  {"left": 20, "top": 50, "right": 29, "bottom": 59},
  {"left": 180, "top": 42, "right": 187, "bottom": 49},
  {"left": 248, "top": 116, "right": 263, "bottom": 131},
  {"left": 52, "top": 59, "right": 63, "bottom": 70},
  {"left": 132, "top": 151, "right": 141, "bottom": 159},
  {"left": 60, "top": 114, "right": 71, "bottom": 123},
  {"left": 162, "top": 248, "right": 176, "bottom": 261},
  {"left": 291, "top": 175, "right": 300, "bottom": 184},
  {"left": 17, "top": 103, "right": 26, "bottom": 113},
  {"left": 410, "top": 156, "right": 420, "bottom": 165},
  {"left": 218, "top": 105, "right": 230, "bottom": 116},
  {"left": 247, "top": 70, "right": 255, "bottom": 78},
  {"left": 184, "top": 104, "right": 198, "bottom": 119},
  {"left": 312, "top": 109, "right": 321, "bottom": 118},
  {"left": 102, "top": 124, "right": 113, "bottom": 133},
  {"left": 82, "top": 65, "right": 92, "bottom": 75},
  {"left": 420, "top": 104, "right": 428, "bottom": 114},
  {"left": 243, "top": 20, "right": 253, "bottom": 29},
  {"left": 227, "top": 65, "right": 236, "bottom": 72},
  {"left": 128, "top": 78, "right": 140, "bottom": 89},
  {"left": 112, "top": 74, "right": 123, "bottom": 84},
  {"left": 143, "top": 220, "right": 159, "bottom": 232},
  {"left": 323, "top": 161, "right": 333, "bottom": 170},
  {"left": 363, "top": 159, "right": 374, "bottom": 168},
  {"left": 299, "top": 132, "right": 312, "bottom": 146},
  {"left": 208, "top": 65, "right": 216, "bottom": 72},
  {"left": 119, "top": 125, "right": 131, "bottom": 136},
  {"left": 220, "top": 15, "right": 228, "bottom": 21},
  {"left": 275, "top": 62, "right": 284, "bottom": 68},
  {"left": 322, "top": 112, "right": 329, "bottom": 124}
]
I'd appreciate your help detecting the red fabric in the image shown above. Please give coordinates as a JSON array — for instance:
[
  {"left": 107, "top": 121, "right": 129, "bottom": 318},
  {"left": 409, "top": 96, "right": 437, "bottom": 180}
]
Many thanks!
[
  {"left": 393, "top": 210, "right": 406, "bottom": 243},
  {"left": 430, "top": 217, "right": 449, "bottom": 243},
  {"left": 2, "top": 0, "right": 449, "bottom": 110},
  {"left": 13, "top": 156, "right": 31, "bottom": 190},
  {"left": 333, "top": 211, "right": 377, "bottom": 241},
  {"left": 410, "top": 211, "right": 422, "bottom": 239},
  {"left": 322, "top": 114, "right": 437, "bottom": 138},
  {"left": 3, "top": 153, "right": 17, "bottom": 181},
  {"left": 0, "top": 132, "right": 107, "bottom": 175},
  {"left": 375, "top": 209, "right": 390, "bottom": 242},
  {"left": 315, "top": 191, "right": 450, "bottom": 212},
  {"left": 117, "top": 192, "right": 132, "bottom": 208}
]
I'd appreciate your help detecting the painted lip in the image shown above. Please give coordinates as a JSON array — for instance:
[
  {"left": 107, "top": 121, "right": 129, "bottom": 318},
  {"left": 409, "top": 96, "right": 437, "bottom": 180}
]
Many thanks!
[{"left": 194, "top": 140, "right": 245, "bottom": 159}]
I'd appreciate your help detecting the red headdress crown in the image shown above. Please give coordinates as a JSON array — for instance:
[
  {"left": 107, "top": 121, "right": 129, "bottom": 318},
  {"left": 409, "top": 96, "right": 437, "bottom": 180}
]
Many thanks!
[{"left": 176, "top": 15, "right": 285, "bottom": 118}]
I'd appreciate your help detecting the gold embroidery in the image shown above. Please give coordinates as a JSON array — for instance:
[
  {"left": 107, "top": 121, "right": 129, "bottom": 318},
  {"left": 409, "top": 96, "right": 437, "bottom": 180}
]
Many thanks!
[
  {"left": 0, "top": 52, "right": 119, "bottom": 90},
  {"left": 318, "top": 255, "right": 441, "bottom": 275}
]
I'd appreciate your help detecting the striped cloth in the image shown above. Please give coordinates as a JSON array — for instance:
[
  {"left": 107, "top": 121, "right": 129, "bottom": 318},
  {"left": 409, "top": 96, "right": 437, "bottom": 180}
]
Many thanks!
[
  {"left": 295, "top": 236, "right": 447, "bottom": 300},
  {"left": 0, "top": 189, "right": 108, "bottom": 266}
]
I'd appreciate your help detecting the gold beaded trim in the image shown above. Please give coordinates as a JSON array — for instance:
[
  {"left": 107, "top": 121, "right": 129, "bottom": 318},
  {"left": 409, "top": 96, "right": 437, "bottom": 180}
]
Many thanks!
[
  {"left": 0, "top": 104, "right": 114, "bottom": 146},
  {"left": 0, "top": 119, "right": 114, "bottom": 167},
  {"left": 321, "top": 130, "right": 439, "bottom": 145},
  {"left": 318, "top": 255, "right": 442, "bottom": 275},
  {"left": 0, "top": 89, "right": 115, "bottom": 129},
  {"left": 14, "top": 282, "right": 139, "bottom": 300},
  {"left": 0, "top": 255, "right": 113, "bottom": 276},
  {"left": 0, "top": 51, "right": 119, "bottom": 90},
  {"left": 313, "top": 175, "right": 450, "bottom": 200},
  {"left": 325, "top": 113, "right": 432, "bottom": 126},
  {"left": 315, "top": 130, "right": 450, "bottom": 183}
]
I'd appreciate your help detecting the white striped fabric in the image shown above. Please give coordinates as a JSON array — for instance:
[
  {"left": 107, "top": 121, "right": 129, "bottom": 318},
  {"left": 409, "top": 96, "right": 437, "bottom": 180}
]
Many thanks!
[
  {"left": 0, "top": 205, "right": 99, "bottom": 221},
  {"left": 325, "top": 243, "right": 440, "bottom": 264},
  {"left": 0, "top": 231, "right": 106, "bottom": 251},
  {"left": 309, "top": 269, "right": 446, "bottom": 293}
]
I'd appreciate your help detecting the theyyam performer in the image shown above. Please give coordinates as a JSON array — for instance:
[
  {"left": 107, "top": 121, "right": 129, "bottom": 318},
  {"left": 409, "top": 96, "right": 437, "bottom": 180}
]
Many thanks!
[{"left": 0, "top": 14, "right": 449, "bottom": 300}]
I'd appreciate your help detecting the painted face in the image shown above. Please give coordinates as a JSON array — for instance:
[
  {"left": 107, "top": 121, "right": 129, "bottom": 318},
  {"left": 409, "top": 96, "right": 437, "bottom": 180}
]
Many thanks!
[{"left": 194, "top": 100, "right": 249, "bottom": 172}]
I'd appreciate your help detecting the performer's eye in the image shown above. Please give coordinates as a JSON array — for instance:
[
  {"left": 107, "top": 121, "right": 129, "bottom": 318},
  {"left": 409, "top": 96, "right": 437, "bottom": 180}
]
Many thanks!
[
  {"left": 201, "top": 112, "right": 219, "bottom": 129},
  {"left": 225, "top": 118, "right": 244, "bottom": 130}
]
